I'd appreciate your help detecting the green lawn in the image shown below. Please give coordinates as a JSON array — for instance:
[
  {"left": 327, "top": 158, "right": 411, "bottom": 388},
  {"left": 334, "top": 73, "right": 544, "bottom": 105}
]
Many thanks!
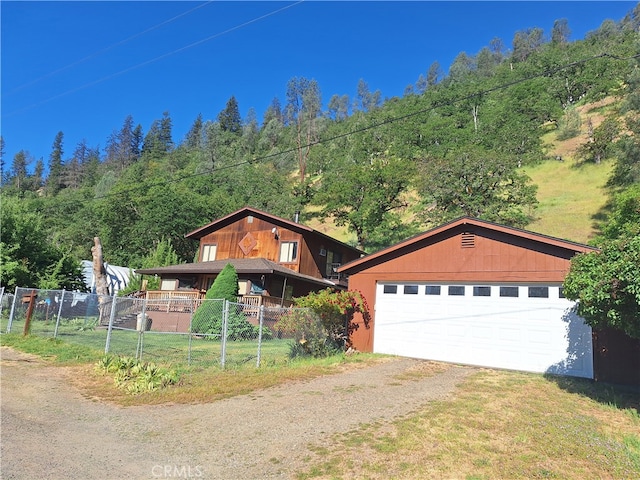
[{"left": 2, "top": 315, "right": 292, "bottom": 368}]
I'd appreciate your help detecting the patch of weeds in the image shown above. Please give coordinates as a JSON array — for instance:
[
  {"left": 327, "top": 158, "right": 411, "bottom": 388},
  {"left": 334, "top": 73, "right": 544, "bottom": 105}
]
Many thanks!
[
  {"left": 65, "top": 318, "right": 98, "bottom": 331},
  {"left": 472, "top": 458, "right": 491, "bottom": 467},
  {"left": 536, "top": 468, "right": 558, "bottom": 478},
  {"left": 372, "top": 434, "right": 400, "bottom": 454},
  {"left": 95, "top": 355, "right": 179, "bottom": 394},
  {"left": 333, "top": 384, "right": 362, "bottom": 393}
]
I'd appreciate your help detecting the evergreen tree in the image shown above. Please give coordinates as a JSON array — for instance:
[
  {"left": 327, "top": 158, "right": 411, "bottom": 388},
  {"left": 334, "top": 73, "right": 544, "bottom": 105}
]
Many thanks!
[
  {"left": 191, "top": 263, "right": 239, "bottom": 335},
  {"left": 551, "top": 18, "right": 571, "bottom": 45},
  {"left": 0, "top": 136, "right": 6, "bottom": 187},
  {"left": 31, "top": 158, "right": 45, "bottom": 191},
  {"left": 46, "top": 131, "right": 65, "bottom": 195},
  {"left": 184, "top": 113, "right": 204, "bottom": 150},
  {"left": 218, "top": 96, "right": 242, "bottom": 134},
  {"left": 426, "top": 61, "right": 442, "bottom": 88},
  {"left": 159, "top": 111, "right": 173, "bottom": 151},
  {"left": 262, "top": 97, "right": 283, "bottom": 127},
  {"left": 11, "top": 150, "right": 29, "bottom": 193}
]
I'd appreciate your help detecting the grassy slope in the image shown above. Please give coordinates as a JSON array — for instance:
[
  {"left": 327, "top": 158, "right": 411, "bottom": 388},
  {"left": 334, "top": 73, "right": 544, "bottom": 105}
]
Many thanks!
[
  {"left": 523, "top": 158, "right": 612, "bottom": 244},
  {"left": 309, "top": 99, "right": 616, "bottom": 246},
  {"left": 524, "top": 99, "right": 618, "bottom": 244}
]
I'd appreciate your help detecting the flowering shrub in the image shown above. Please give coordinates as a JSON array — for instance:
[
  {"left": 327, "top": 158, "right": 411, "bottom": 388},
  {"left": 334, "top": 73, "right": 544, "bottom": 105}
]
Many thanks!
[{"left": 274, "top": 289, "right": 371, "bottom": 357}]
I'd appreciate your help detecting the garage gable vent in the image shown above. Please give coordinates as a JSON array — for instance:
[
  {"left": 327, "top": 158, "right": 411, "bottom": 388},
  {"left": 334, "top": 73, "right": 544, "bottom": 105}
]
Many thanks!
[{"left": 461, "top": 232, "right": 475, "bottom": 248}]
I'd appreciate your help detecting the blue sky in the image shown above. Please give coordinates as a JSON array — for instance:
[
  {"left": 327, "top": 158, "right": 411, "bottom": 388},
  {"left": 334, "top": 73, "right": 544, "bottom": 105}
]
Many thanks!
[{"left": 1, "top": 1, "right": 636, "bottom": 169}]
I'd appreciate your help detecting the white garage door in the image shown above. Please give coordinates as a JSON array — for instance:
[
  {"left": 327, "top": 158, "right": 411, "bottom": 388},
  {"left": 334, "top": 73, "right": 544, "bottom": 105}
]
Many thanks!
[{"left": 374, "top": 283, "right": 593, "bottom": 378}]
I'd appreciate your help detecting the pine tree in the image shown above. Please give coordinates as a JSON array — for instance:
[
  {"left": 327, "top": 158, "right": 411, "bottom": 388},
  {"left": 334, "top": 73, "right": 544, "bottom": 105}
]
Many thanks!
[
  {"left": 46, "top": 131, "right": 64, "bottom": 195},
  {"left": 218, "top": 96, "right": 242, "bottom": 134},
  {"left": 11, "top": 150, "right": 29, "bottom": 193},
  {"left": 191, "top": 263, "right": 240, "bottom": 335},
  {"left": 185, "top": 113, "right": 203, "bottom": 150}
]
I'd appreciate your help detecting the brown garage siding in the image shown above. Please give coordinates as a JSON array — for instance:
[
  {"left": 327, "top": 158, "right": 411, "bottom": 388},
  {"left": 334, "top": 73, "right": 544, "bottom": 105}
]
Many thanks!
[{"left": 340, "top": 217, "right": 598, "bottom": 353}]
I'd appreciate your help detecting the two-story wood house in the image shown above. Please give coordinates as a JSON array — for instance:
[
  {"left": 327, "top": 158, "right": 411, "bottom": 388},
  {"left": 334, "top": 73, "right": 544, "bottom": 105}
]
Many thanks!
[{"left": 135, "top": 207, "right": 364, "bottom": 313}]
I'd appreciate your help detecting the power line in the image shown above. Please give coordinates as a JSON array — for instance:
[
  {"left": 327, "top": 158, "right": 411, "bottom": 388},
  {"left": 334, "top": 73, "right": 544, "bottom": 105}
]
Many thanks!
[
  {"left": 4, "top": 1, "right": 305, "bottom": 118},
  {"left": 4, "top": 1, "right": 215, "bottom": 97},
  {"left": 25, "top": 52, "right": 640, "bottom": 211}
]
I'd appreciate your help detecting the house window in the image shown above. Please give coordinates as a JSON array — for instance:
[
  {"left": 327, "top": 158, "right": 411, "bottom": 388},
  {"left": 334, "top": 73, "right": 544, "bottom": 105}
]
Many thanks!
[
  {"left": 161, "top": 278, "right": 177, "bottom": 291},
  {"left": 383, "top": 285, "right": 397, "bottom": 294},
  {"left": 425, "top": 285, "right": 441, "bottom": 295},
  {"left": 559, "top": 287, "right": 566, "bottom": 299},
  {"left": 499, "top": 286, "right": 519, "bottom": 298},
  {"left": 325, "top": 250, "right": 343, "bottom": 277},
  {"left": 448, "top": 286, "right": 465, "bottom": 296},
  {"left": 528, "top": 286, "right": 549, "bottom": 298},
  {"left": 473, "top": 286, "right": 491, "bottom": 297},
  {"left": 177, "top": 277, "right": 197, "bottom": 290},
  {"left": 404, "top": 285, "right": 419, "bottom": 295},
  {"left": 279, "top": 241, "right": 298, "bottom": 263},
  {"left": 201, "top": 244, "right": 217, "bottom": 262}
]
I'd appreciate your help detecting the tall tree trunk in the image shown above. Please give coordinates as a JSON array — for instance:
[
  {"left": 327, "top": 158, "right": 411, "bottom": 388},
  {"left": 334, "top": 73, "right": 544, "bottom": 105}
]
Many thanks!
[
  {"left": 91, "top": 237, "right": 110, "bottom": 323},
  {"left": 92, "top": 237, "right": 109, "bottom": 296}
]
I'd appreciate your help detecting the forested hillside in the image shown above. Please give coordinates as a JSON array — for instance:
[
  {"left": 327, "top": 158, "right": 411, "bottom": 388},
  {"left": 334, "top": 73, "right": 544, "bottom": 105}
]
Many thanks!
[{"left": 2, "top": 6, "right": 639, "bottom": 292}]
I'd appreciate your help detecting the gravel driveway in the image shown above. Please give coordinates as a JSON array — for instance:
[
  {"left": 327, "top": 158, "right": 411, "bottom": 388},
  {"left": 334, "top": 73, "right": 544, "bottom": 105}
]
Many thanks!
[{"left": 1, "top": 346, "right": 472, "bottom": 480}]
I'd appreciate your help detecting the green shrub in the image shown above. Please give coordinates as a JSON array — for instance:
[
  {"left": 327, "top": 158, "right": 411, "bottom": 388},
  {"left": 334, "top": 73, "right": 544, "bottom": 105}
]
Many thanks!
[
  {"left": 275, "top": 289, "right": 371, "bottom": 358},
  {"left": 190, "top": 263, "right": 271, "bottom": 341},
  {"left": 191, "top": 263, "right": 238, "bottom": 335}
]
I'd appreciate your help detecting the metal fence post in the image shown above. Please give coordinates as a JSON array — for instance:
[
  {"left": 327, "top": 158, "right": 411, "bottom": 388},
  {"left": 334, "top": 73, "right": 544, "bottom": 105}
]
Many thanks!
[
  {"left": 221, "top": 300, "right": 229, "bottom": 368},
  {"left": 104, "top": 294, "right": 118, "bottom": 354},
  {"left": 53, "top": 289, "right": 66, "bottom": 338},
  {"left": 187, "top": 304, "right": 194, "bottom": 366},
  {"left": 6, "top": 287, "right": 19, "bottom": 333},
  {"left": 256, "top": 305, "right": 265, "bottom": 368}
]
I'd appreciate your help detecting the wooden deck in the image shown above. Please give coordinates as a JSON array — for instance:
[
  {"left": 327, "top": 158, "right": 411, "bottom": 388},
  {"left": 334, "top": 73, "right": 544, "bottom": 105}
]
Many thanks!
[{"left": 139, "top": 290, "right": 293, "bottom": 314}]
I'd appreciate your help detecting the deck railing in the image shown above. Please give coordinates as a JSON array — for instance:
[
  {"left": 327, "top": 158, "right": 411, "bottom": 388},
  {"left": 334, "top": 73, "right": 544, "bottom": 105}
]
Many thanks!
[{"left": 139, "top": 291, "right": 292, "bottom": 314}]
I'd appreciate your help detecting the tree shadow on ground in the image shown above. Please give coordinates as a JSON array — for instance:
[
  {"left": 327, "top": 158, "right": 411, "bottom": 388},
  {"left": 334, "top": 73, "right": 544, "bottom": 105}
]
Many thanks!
[
  {"left": 544, "top": 306, "right": 639, "bottom": 413},
  {"left": 544, "top": 373, "right": 640, "bottom": 413}
]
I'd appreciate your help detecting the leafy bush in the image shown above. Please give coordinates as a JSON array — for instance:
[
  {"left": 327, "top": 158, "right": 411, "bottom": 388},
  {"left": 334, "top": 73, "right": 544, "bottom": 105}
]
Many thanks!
[
  {"left": 556, "top": 106, "right": 582, "bottom": 140},
  {"left": 275, "top": 289, "right": 370, "bottom": 358}
]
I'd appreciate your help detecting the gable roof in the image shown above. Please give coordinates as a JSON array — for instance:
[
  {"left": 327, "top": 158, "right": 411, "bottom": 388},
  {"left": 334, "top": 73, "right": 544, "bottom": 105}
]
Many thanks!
[
  {"left": 338, "top": 216, "right": 598, "bottom": 275},
  {"left": 185, "top": 206, "right": 365, "bottom": 255},
  {"left": 135, "top": 258, "right": 337, "bottom": 288}
]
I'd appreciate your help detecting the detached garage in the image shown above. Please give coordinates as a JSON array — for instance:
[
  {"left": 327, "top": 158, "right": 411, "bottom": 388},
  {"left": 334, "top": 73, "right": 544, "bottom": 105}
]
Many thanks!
[{"left": 338, "top": 217, "right": 598, "bottom": 379}]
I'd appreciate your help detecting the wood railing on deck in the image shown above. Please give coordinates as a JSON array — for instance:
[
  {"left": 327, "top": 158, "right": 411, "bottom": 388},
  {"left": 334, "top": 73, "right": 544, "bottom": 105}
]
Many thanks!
[
  {"left": 144, "top": 290, "right": 205, "bottom": 312},
  {"left": 140, "top": 291, "right": 292, "bottom": 314}
]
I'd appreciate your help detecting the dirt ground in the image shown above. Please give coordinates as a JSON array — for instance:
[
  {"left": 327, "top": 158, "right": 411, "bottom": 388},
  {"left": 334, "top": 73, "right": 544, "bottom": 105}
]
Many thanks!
[{"left": 0, "top": 346, "right": 472, "bottom": 480}]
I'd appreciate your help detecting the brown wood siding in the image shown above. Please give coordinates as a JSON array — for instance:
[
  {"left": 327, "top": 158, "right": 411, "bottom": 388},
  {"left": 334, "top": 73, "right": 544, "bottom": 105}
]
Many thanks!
[
  {"left": 347, "top": 274, "right": 376, "bottom": 352},
  {"left": 346, "top": 228, "right": 583, "bottom": 353},
  {"left": 199, "top": 217, "right": 282, "bottom": 262},
  {"left": 196, "top": 215, "right": 362, "bottom": 281},
  {"left": 593, "top": 328, "right": 640, "bottom": 387},
  {"left": 355, "top": 231, "right": 574, "bottom": 282},
  {"left": 301, "top": 234, "right": 363, "bottom": 280}
]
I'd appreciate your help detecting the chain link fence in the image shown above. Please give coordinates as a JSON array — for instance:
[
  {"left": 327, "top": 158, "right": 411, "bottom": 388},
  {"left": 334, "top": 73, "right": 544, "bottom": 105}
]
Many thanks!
[{"left": 2, "top": 287, "right": 328, "bottom": 368}]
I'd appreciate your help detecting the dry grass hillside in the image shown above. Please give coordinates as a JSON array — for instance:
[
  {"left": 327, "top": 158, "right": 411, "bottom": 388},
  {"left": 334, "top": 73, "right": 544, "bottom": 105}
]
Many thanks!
[
  {"left": 524, "top": 97, "right": 619, "bottom": 244},
  {"left": 308, "top": 98, "right": 619, "bottom": 247}
]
